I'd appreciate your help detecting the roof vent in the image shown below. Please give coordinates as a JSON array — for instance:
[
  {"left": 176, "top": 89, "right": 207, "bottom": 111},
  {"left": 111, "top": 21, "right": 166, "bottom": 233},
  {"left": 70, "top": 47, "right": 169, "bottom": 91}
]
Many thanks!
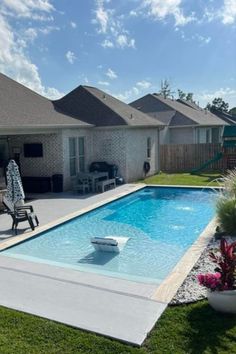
[
  {"left": 103, "top": 94, "right": 106, "bottom": 99},
  {"left": 130, "top": 113, "right": 134, "bottom": 119}
]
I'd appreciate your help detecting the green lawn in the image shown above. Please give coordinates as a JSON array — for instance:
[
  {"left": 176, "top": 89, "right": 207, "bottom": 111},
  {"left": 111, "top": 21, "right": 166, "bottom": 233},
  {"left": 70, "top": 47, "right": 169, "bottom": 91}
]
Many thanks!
[
  {"left": 0, "top": 171, "right": 234, "bottom": 353},
  {"left": 0, "top": 302, "right": 235, "bottom": 354},
  {"left": 142, "top": 172, "right": 223, "bottom": 186}
]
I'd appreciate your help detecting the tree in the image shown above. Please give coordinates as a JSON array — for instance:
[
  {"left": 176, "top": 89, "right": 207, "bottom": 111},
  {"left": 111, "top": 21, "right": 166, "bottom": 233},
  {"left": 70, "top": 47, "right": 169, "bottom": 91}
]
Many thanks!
[
  {"left": 177, "top": 89, "right": 186, "bottom": 100},
  {"left": 206, "top": 97, "right": 229, "bottom": 113},
  {"left": 159, "top": 79, "right": 174, "bottom": 99},
  {"left": 177, "top": 89, "right": 194, "bottom": 102},
  {"left": 186, "top": 92, "right": 194, "bottom": 102}
]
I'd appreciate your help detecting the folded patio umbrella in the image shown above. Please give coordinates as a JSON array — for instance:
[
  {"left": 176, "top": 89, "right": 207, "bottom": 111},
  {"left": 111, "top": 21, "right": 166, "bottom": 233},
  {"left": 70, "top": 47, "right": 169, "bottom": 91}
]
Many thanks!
[{"left": 5, "top": 159, "right": 25, "bottom": 208}]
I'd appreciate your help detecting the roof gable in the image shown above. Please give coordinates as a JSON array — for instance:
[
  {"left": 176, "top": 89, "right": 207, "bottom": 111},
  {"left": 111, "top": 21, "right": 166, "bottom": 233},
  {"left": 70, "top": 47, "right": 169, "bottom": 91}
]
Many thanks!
[
  {"left": 54, "top": 86, "right": 163, "bottom": 127},
  {"left": 131, "top": 93, "right": 228, "bottom": 127},
  {"left": 0, "top": 73, "right": 92, "bottom": 128}
]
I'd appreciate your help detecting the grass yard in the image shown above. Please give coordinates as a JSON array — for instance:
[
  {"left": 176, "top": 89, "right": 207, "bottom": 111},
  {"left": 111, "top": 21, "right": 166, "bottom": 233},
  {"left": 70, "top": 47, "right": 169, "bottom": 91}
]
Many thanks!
[
  {"left": 143, "top": 172, "right": 222, "bottom": 186},
  {"left": 0, "top": 301, "right": 235, "bottom": 354}
]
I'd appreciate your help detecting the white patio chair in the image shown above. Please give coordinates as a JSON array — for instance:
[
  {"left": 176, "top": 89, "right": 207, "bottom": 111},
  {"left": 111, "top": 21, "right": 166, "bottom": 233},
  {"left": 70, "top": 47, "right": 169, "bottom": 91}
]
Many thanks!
[{"left": 73, "top": 177, "right": 91, "bottom": 194}]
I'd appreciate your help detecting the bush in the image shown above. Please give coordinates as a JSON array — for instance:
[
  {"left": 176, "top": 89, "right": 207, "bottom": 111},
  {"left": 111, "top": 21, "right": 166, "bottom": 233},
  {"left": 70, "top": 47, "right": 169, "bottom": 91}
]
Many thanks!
[
  {"left": 216, "top": 197, "right": 236, "bottom": 235},
  {"left": 221, "top": 168, "right": 236, "bottom": 198}
]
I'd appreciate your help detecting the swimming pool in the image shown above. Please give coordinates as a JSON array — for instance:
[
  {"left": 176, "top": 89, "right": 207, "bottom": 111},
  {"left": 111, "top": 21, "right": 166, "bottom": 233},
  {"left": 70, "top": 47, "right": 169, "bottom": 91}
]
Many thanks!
[{"left": 2, "top": 187, "right": 216, "bottom": 283}]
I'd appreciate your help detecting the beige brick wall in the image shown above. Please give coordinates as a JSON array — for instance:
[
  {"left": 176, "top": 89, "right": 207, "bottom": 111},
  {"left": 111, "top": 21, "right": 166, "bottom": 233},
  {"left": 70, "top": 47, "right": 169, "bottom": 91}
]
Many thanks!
[
  {"left": 126, "top": 128, "right": 159, "bottom": 181},
  {"left": 9, "top": 133, "right": 64, "bottom": 177},
  {"left": 8, "top": 127, "right": 160, "bottom": 191},
  {"left": 92, "top": 129, "right": 127, "bottom": 180},
  {"left": 92, "top": 127, "right": 160, "bottom": 182}
]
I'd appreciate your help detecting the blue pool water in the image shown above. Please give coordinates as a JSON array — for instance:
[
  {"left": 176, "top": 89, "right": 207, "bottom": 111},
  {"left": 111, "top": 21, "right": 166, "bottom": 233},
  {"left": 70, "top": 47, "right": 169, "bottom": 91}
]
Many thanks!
[{"left": 2, "top": 187, "right": 217, "bottom": 283}]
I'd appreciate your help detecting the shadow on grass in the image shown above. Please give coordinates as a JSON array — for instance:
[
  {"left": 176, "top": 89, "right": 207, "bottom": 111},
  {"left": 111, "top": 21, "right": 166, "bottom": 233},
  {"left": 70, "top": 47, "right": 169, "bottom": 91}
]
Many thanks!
[
  {"left": 186, "top": 302, "right": 236, "bottom": 354},
  {"left": 194, "top": 173, "right": 222, "bottom": 182}
]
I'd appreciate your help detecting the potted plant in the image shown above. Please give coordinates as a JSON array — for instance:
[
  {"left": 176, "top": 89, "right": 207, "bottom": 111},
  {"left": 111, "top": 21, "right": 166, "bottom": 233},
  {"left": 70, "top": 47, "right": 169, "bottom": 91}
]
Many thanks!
[{"left": 197, "top": 238, "right": 236, "bottom": 313}]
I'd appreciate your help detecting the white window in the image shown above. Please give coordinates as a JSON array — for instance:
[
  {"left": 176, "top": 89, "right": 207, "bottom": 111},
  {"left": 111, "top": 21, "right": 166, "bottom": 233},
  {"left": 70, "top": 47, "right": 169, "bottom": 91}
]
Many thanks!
[
  {"left": 206, "top": 128, "right": 211, "bottom": 143},
  {"left": 69, "top": 138, "right": 76, "bottom": 176},
  {"left": 78, "top": 137, "right": 85, "bottom": 172},
  {"left": 196, "top": 128, "right": 212, "bottom": 143},
  {"left": 147, "top": 137, "right": 151, "bottom": 158},
  {"left": 69, "top": 137, "right": 85, "bottom": 176}
]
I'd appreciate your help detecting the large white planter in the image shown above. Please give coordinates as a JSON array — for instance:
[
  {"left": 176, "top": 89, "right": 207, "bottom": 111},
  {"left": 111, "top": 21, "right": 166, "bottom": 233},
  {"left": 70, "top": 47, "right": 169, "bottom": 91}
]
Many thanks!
[{"left": 207, "top": 289, "right": 236, "bottom": 314}]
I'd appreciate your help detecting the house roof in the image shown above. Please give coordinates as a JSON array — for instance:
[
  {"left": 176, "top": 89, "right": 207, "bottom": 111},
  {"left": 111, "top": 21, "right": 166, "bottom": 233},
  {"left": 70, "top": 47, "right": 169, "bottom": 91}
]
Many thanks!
[
  {"left": 0, "top": 73, "right": 92, "bottom": 129},
  {"left": 0, "top": 73, "right": 162, "bottom": 130},
  {"left": 209, "top": 108, "right": 236, "bottom": 125},
  {"left": 54, "top": 85, "right": 163, "bottom": 127},
  {"left": 130, "top": 94, "right": 228, "bottom": 127},
  {"left": 176, "top": 98, "right": 202, "bottom": 111}
]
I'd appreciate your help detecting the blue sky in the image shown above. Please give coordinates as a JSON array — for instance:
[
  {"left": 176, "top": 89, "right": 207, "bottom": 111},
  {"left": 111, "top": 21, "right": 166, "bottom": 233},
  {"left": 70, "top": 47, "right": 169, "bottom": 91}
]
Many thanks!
[{"left": 0, "top": 0, "right": 236, "bottom": 108}]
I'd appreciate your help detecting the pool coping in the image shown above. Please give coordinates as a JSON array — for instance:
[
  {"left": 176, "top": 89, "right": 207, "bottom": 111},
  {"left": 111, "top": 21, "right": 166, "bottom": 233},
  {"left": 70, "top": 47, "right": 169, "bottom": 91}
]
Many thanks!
[{"left": 0, "top": 183, "right": 218, "bottom": 304}]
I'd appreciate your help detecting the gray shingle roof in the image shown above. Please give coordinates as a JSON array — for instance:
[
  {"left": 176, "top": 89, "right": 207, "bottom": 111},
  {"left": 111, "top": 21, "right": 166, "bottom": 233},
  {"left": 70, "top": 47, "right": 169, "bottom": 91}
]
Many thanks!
[
  {"left": 130, "top": 94, "right": 228, "bottom": 127},
  {"left": 54, "top": 86, "right": 163, "bottom": 127},
  {"left": 0, "top": 73, "right": 92, "bottom": 128},
  {"left": 176, "top": 98, "right": 202, "bottom": 111},
  {"left": 0, "top": 74, "right": 163, "bottom": 130}
]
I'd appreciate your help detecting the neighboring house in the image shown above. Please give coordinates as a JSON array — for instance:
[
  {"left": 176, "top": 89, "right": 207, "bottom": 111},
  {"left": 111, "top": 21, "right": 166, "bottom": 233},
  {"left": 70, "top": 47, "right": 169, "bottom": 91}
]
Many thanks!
[
  {"left": 130, "top": 94, "right": 229, "bottom": 145},
  {"left": 0, "top": 73, "right": 163, "bottom": 191}
]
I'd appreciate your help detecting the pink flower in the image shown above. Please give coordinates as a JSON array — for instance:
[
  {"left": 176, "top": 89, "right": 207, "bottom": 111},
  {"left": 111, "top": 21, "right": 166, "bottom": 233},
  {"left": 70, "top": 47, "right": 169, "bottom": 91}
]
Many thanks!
[{"left": 197, "top": 273, "right": 222, "bottom": 290}]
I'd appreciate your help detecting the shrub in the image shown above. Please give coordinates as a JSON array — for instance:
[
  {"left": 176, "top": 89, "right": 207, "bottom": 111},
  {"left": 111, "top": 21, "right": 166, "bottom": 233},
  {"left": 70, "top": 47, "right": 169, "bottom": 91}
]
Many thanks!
[
  {"left": 216, "top": 197, "right": 236, "bottom": 235},
  {"left": 221, "top": 168, "right": 236, "bottom": 198},
  {"left": 198, "top": 238, "right": 236, "bottom": 291}
]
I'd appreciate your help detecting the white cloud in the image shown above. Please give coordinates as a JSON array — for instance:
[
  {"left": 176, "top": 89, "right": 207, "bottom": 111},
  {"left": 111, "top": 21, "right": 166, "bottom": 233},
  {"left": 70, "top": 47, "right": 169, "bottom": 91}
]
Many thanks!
[
  {"left": 196, "top": 87, "right": 236, "bottom": 108},
  {"left": 24, "top": 27, "right": 38, "bottom": 42},
  {"left": 1, "top": 0, "right": 54, "bottom": 18},
  {"left": 203, "top": 0, "right": 236, "bottom": 25},
  {"left": 114, "top": 86, "right": 140, "bottom": 102},
  {"left": 221, "top": 0, "right": 236, "bottom": 24},
  {"left": 93, "top": 0, "right": 110, "bottom": 33},
  {"left": 199, "top": 88, "right": 236, "bottom": 102},
  {"left": 101, "top": 39, "right": 114, "bottom": 48},
  {"left": 193, "top": 34, "right": 211, "bottom": 45},
  {"left": 113, "top": 80, "right": 153, "bottom": 103},
  {"left": 98, "top": 80, "right": 110, "bottom": 86},
  {"left": 141, "top": 0, "right": 195, "bottom": 26},
  {"left": 92, "top": 0, "right": 136, "bottom": 49},
  {"left": 116, "top": 34, "right": 135, "bottom": 48},
  {"left": 136, "top": 80, "right": 152, "bottom": 89},
  {"left": 70, "top": 21, "right": 77, "bottom": 28},
  {"left": 106, "top": 68, "right": 117, "bottom": 79},
  {"left": 66, "top": 50, "right": 77, "bottom": 64},
  {"left": 0, "top": 2, "right": 63, "bottom": 100},
  {"left": 39, "top": 25, "right": 60, "bottom": 35}
]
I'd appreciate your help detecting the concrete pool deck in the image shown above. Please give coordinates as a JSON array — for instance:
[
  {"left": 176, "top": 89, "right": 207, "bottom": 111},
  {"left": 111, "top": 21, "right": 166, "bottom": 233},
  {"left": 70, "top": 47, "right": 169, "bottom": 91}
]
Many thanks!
[{"left": 0, "top": 183, "right": 216, "bottom": 345}]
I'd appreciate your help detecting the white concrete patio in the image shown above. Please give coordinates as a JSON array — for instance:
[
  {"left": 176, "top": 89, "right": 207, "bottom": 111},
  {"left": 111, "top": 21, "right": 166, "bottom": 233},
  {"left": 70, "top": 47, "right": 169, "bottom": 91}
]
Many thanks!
[{"left": 0, "top": 184, "right": 167, "bottom": 346}]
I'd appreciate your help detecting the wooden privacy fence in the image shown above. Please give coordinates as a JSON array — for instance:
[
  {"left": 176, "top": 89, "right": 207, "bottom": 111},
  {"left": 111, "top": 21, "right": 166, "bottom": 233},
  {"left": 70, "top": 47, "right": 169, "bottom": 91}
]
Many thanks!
[{"left": 160, "top": 143, "right": 236, "bottom": 172}]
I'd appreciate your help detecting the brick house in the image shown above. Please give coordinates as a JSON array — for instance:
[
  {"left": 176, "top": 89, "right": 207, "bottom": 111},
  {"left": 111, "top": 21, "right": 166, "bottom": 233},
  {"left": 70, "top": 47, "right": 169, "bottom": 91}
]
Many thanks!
[
  {"left": 0, "top": 73, "right": 163, "bottom": 191},
  {"left": 130, "top": 94, "right": 231, "bottom": 145}
]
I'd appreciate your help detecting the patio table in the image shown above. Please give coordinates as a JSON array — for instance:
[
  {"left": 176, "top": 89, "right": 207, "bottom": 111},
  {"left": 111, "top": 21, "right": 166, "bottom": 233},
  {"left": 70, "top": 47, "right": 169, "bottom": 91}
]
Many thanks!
[{"left": 78, "top": 172, "right": 108, "bottom": 192}]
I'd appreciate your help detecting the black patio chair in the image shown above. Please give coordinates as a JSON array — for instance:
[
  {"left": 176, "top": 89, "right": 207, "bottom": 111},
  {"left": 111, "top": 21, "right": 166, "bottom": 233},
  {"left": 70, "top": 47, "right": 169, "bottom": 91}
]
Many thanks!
[{"left": 3, "top": 198, "right": 39, "bottom": 235}]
